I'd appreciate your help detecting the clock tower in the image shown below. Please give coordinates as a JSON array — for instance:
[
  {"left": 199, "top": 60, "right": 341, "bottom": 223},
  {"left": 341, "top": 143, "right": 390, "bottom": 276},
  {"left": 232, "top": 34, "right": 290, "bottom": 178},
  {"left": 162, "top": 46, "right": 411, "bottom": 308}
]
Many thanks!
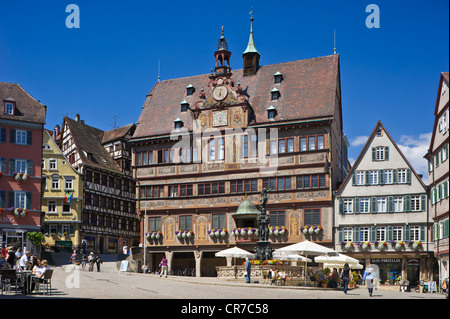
[
  {"left": 191, "top": 27, "right": 253, "bottom": 132},
  {"left": 214, "top": 26, "right": 232, "bottom": 76}
]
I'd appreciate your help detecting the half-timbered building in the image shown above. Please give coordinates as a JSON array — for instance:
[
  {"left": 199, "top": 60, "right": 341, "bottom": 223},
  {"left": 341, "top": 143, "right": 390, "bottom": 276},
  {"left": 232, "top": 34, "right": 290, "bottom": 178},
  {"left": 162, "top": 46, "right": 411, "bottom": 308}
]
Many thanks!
[
  {"left": 131, "top": 19, "right": 349, "bottom": 276},
  {"left": 59, "top": 115, "right": 139, "bottom": 253},
  {"left": 425, "top": 72, "right": 449, "bottom": 286}
]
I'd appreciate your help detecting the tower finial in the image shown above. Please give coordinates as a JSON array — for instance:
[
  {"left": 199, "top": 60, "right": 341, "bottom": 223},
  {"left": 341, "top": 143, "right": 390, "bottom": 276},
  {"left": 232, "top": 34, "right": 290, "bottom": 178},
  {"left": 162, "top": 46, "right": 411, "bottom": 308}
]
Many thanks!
[
  {"left": 333, "top": 28, "right": 337, "bottom": 55},
  {"left": 221, "top": 25, "right": 224, "bottom": 36}
]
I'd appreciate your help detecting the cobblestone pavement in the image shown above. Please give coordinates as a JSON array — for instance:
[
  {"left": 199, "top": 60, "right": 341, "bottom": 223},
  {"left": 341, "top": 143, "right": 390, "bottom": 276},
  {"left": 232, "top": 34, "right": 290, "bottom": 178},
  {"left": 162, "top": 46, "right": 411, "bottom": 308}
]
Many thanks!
[{"left": 1, "top": 254, "right": 446, "bottom": 301}]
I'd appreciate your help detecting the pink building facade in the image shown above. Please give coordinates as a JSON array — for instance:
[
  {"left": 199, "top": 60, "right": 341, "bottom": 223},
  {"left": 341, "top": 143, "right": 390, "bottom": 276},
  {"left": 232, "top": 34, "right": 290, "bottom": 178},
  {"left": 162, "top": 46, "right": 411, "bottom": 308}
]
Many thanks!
[{"left": 0, "top": 82, "right": 46, "bottom": 253}]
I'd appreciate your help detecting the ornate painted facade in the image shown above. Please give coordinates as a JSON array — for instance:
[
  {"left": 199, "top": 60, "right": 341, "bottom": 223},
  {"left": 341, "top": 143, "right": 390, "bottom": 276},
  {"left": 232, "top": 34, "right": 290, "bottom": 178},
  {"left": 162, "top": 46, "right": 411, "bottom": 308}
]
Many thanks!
[{"left": 132, "top": 20, "right": 348, "bottom": 276}]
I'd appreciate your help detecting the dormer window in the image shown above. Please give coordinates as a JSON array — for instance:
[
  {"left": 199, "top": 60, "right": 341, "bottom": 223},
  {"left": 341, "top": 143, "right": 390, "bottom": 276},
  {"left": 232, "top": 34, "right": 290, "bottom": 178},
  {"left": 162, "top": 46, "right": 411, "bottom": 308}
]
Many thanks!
[
  {"left": 273, "top": 72, "right": 283, "bottom": 84},
  {"left": 4, "top": 102, "right": 14, "bottom": 115},
  {"left": 174, "top": 118, "right": 183, "bottom": 129},
  {"left": 186, "top": 84, "right": 195, "bottom": 96},
  {"left": 267, "top": 106, "right": 277, "bottom": 119},
  {"left": 180, "top": 100, "right": 189, "bottom": 112},
  {"left": 271, "top": 88, "right": 280, "bottom": 100}
]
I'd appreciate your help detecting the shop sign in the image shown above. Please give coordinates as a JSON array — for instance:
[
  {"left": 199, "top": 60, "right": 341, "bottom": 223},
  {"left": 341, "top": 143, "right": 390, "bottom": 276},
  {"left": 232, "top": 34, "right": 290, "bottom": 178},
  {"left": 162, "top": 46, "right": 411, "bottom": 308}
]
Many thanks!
[
  {"left": 371, "top": 258, "right": 401, "bottom": 263},
  {"left": 0, "top": 216, "right": 16, "bottom": 224},
  {"left": 407, "top": 259, "right": 420, "bottom": 265}
]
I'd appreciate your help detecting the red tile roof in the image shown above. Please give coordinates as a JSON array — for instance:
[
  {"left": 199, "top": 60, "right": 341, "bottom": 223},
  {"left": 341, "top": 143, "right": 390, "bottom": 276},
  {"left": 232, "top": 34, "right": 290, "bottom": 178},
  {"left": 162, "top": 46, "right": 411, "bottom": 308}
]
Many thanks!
[
  {"left": 0, "top": 82, "right": 46, "bottom": 124},
  {"left": 133, "top": 54, "right": 340, "bottom": 139}
]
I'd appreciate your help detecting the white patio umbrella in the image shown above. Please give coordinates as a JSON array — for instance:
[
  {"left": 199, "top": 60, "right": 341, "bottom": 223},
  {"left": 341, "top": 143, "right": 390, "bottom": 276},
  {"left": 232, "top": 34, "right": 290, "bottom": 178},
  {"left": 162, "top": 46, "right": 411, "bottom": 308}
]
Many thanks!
[
  {"left": 323, "top": 263, "right": 363, "bottom": 270},
  {"left": 272, "top": 252, "right": 312, "bottom": 263},
  {"left": 314, "top": 253, "right": 359, "bottom": 265},
  {"left": 215, "top": 246, "right": 255, "bottom": 265},
  {"left": 274, "top": 240, "right": 338, "bottom": 285}
]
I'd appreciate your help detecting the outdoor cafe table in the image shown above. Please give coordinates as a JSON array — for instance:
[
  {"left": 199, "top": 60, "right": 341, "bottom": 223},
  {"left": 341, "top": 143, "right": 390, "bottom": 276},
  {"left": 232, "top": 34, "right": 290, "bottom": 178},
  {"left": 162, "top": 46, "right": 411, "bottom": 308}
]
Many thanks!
[{"left": 17, "top": 270, "right": 33, "bottom": 294}]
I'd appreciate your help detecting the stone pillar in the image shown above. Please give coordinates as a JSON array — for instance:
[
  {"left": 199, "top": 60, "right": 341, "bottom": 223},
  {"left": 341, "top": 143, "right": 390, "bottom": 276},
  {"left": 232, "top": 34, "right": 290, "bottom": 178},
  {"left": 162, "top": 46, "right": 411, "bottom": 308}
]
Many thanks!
[
  {"left": 401, "top": 256, "right": 407, "bottom": 281},
  {"left": 195, "top": 250, "right": 202, "bottom": 278}
]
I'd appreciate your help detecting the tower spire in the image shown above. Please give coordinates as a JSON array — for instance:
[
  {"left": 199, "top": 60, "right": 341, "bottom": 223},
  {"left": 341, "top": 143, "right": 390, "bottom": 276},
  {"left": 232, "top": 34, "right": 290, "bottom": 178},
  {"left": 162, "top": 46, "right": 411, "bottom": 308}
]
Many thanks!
[
  {"left": 243, "top": 8, "right": 258, "bottom": 55},
  {"left": 243, "top": 8, "right": 260, "bottom": 76}
]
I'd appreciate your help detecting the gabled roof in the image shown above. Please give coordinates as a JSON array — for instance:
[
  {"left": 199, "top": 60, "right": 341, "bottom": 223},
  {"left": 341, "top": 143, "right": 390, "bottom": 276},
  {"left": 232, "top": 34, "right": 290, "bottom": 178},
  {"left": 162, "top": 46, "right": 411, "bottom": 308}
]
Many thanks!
[
  {"left": 337, "top": 120, "right": 427, "bottom": 194},
  {"left": 63, "top": 117, "right": 122, "bottom": 174},
  {"left": 133, "top": 54, "right": 340, "bottom": 139},
  {"left": 0, "top": 82, "right": 46, "bottom": 124},
  {"left": 425, "top": 72, "right": 449, "bottom": 156},
  {"left": 102, "top": 123, "right": 136, "bottom": 144}
]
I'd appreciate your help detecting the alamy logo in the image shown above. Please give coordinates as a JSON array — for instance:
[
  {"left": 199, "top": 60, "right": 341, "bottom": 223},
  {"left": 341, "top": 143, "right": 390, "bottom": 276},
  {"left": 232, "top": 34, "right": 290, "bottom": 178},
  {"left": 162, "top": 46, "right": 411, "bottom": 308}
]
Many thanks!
[
  {"left": 66, "top": 4, "right": 80, "bottom": 29},
  {"left": 365, "top": 4, "right": 380, "bottom": 29}
]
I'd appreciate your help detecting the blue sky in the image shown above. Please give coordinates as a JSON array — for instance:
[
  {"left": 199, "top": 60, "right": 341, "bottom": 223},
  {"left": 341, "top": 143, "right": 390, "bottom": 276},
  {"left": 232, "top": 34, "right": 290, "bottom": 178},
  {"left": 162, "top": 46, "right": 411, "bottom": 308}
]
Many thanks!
[{"left": 0, "top": 0, "right": 448, "bottom": 182}]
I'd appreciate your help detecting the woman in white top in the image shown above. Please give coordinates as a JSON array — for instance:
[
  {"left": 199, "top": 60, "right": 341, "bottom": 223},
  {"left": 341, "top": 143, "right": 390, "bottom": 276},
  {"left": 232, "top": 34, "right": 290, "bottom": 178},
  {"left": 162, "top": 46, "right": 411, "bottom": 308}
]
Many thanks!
[{"left": 31, "top": 259, "right": 48, "bottom": 292}]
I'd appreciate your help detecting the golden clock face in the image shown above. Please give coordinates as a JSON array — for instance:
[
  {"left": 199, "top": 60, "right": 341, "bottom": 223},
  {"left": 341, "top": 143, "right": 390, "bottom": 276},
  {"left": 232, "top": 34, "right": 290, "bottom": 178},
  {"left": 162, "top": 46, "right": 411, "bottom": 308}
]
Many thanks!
[
  {"left": 212, "top": 85, "right": 228, "bottom": 101},
  {"left": 213, "top": 110, "right": 228, "bottom": 126}
]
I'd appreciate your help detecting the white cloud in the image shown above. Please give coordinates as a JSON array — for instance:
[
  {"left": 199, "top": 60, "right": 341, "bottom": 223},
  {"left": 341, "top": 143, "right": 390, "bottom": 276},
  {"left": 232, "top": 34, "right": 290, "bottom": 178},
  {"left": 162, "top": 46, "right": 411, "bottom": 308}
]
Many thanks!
[
  {"left": 350, "top": 135, "right": 369, "bottom": 147},
  {"left": 397, "top": 133, "right": 431, "bottom": 185}
]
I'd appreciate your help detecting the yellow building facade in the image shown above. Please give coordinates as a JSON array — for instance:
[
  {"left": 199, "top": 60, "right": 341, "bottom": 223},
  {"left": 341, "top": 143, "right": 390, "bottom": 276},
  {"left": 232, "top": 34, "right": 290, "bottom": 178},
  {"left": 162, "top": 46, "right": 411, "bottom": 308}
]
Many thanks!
[{"left": 41, "top": 130, "right": 83, "bottom": 252}]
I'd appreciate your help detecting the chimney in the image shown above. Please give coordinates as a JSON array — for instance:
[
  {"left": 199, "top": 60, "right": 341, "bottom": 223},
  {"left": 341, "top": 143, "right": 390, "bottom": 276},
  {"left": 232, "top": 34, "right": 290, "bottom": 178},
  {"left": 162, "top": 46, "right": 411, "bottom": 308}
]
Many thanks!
[
  {"left": 53, "top": 125, "right": 60, "bottom": 141},
  {"left": 75, "top": 114, "right": 80, "bottom": 122}
]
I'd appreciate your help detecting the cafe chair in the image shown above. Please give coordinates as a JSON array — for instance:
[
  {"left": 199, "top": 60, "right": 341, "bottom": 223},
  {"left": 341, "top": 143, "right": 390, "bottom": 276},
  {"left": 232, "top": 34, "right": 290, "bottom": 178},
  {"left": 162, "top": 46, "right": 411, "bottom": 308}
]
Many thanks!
[
  {"left": 33, "top": 269, "right": 53, "bottom": 295},
  {"left": 0, "top": 269, "right": 20, "bottom": 294}
]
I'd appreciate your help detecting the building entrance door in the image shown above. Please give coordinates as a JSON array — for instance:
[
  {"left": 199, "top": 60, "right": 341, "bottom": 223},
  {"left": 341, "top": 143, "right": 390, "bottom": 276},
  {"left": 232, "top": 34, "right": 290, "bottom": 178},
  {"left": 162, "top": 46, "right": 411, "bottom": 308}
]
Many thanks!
[{"left": 407, "top": 260, "right": 420, "bottom": 286}]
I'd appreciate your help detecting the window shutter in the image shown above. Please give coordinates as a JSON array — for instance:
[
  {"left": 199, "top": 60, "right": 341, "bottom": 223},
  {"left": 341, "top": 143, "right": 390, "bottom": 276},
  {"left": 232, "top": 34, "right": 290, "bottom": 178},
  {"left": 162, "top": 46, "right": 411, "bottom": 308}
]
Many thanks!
[
  {"left": 26, "top": 131, "right": 33, "bottom": 145},
  {"left": 379, "top": 170, "right": 384, "bottom": 185},
  {"left": 1, "top": 158, "right": 7, "bottom": 174},
  {"left": 10, "top": 129, "right": 16, "bottom": 144},
  {"left": 370, "top": 197, "right": 376, "bottom": 213},
  {"left": 420, "top": 225, "right": 425, "bottom": 241},
  {"left": 26, "top": 192, "right": 32, "bottom": 210},
  {"left": 420, "top": 194, "right": 426, "bottom": 211},
  {"left": 8, "top": 191, "right": 14, "bottom": 207},
  {"left": 393, "top": 169, "right": 397, "bottom": 184},
  {"left": 0, "top": 127, "right": 6, "bottom": 143},
  {"left": 370, "top": 226, "right": 376, "bottom": 242},
  {"left": 353, "top": 226, "right": 360, "bottom": 242},
  {"left": 365, "top": 171, "right": 370, "bottom": 186},
  {"left": 372, "top": 148, "right": 376, "bottom": 161},
  {"left": 44, "top": 224, "right": 49, "bottom": 235},
  {"left": 352, "top": 173, "right": 356, "bottom": 186},
  {"left": 339, "top": 198, "right": 343, "bottom": 214},
  {"left": 9, "top": 159, "right": 16, "bottom": 174},
  {"left": 387, "top": 226, "right": 393, "bottom": 241},
  {"left": 338, "top": 227, "right": 343, "bottom": 242},
  {"left": 0, "top": 190, "right": 5, "bottom": 208},
  {"left": 387, "top": 196, "right": 394, "bottom": 213},
  {"left": 443, "top": 181, "right": 448, "bottom": 198},
  {"left": 70, "top": 225, "right": 74, "bottom": 235},
  {"left": 406, "top": 168, "right": 411, "bottom": 184},
  {"left": 404, "top": 195, "right": 411, "bottom": 212},
  {"left": 27, "top": 160, "right": 33, "bottom": 176},
  {"left": 404, "top": 225, "right": 410, "bottom": 241},
  {"left": 385, "top": 146, "right": 389, "bottom": 160},
  {"left": 355, "top": 197, "right": 360, "bottom": 213}
]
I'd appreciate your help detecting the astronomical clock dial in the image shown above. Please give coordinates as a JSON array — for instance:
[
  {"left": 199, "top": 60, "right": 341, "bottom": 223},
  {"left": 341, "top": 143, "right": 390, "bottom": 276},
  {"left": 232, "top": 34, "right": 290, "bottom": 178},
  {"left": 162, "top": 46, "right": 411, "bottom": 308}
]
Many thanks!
[
  {"left": 212, "top": 85, "right": 228, "bottom": 101},
  {"left": 213, "top": 110, "right": 228, "bottom": 127}
]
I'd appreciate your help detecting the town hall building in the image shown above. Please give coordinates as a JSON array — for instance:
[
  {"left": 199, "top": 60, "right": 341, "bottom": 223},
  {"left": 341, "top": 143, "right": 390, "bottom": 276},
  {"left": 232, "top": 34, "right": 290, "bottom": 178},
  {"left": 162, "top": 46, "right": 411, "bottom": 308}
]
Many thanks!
[{"left": 131, "top": 18, "right": 349, "bottom": 276}]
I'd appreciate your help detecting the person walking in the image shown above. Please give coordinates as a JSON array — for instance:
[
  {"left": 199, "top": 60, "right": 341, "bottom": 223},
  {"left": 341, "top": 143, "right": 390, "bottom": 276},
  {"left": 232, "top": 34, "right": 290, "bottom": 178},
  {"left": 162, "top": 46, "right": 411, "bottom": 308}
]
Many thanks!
[
  {"left": 341, "top": 263, "right": 351, "bottom": 294},
  {"left": 363, "top": 265, "right": 377, "bottom": 297},
  {"left": 244, "top": 257, "right": 251, "bottom": 283},
  {"left": 81, "top": 254, "right": 87, "bottom": 271},
  {"left": 88, "top": 252, "right": 95, "bottom": 271},
  {"left": 5, "top": 246, "right": 15, "bottom": 269},
  {"left": 95, "top": 254, "right": 103, "bottom": 272},
  {"left": 160, "top": 257, "right": 168, "bottom": 278}
]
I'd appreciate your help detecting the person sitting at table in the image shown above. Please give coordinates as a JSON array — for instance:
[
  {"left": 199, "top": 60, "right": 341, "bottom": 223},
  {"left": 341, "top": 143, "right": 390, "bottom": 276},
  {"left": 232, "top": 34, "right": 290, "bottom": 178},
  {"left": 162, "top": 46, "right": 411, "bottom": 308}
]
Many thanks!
[
  {"left": 0, "top": 255, "right": 7, "bottom": 269},
  {"left": 19, "top": 251, "right": 31, "bottom": 270},
  {"left": 31, "top": 259, "right": 48, "bottom": 292}
]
